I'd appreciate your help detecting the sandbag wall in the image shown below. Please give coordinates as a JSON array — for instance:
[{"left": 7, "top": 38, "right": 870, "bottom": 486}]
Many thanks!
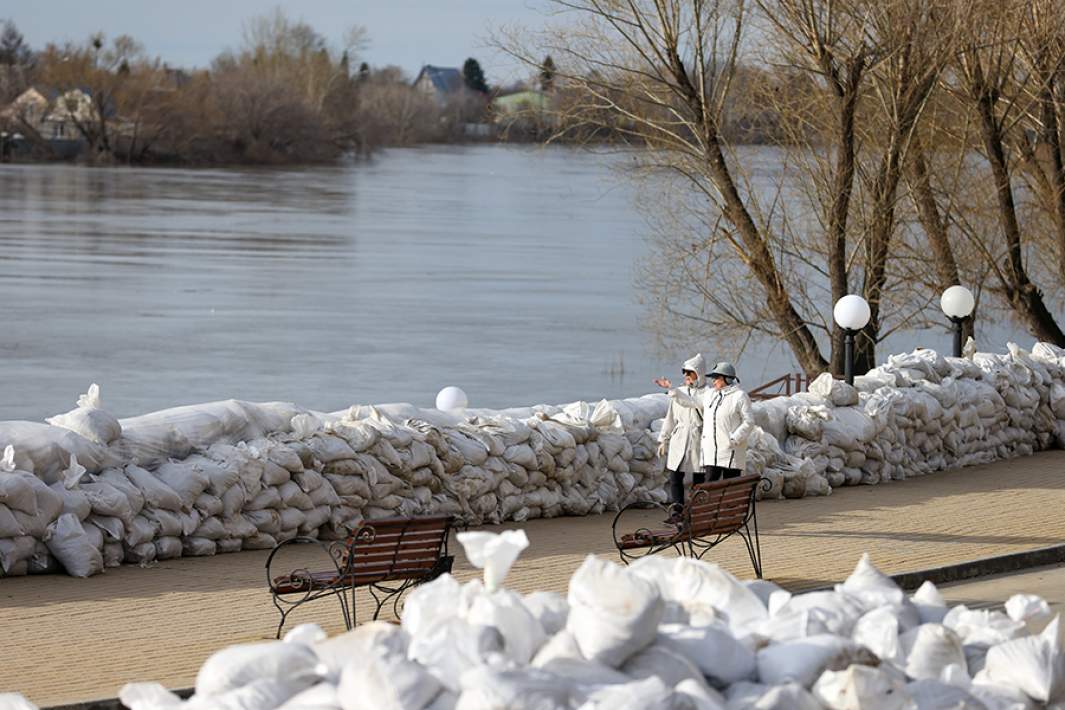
[
  {"left": 3, "top": 340, "right": 1065, "bottom": 578},
  {"left": 749, "top": 341, "right": 1065, "bottom": 497},
  {"left": 0, "top": 396, "right": 670, "bottom": 577}
]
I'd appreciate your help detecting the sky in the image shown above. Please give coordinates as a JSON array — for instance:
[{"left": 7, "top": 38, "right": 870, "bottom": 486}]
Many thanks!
[{"left": 5, "top": 1, "right": 551, "bottom": 84}]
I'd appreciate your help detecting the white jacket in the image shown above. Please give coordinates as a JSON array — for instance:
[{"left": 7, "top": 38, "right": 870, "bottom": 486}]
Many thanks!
[
  {"left": 658, "top": 354, "right": 706, "bottom": 473},
  {"left": 670, "top": 383, "right": 755, "bottom": 470}
]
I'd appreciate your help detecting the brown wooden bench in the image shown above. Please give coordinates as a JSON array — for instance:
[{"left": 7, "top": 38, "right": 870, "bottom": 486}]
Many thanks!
[
  {"left": 266, "top": 514, "right": 457, "bottom": 638},
  {"left": 612, "top": 474, "right": 768, "bottom": 577}
]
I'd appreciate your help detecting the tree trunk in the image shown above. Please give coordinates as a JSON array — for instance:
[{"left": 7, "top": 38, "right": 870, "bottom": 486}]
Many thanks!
[
  {"left": 827, "top": 75, "right": 861, "bottom": 377},
  {"left": 1038, "top": 75, "right": 1065, "bottom": 279},
  {"left": 907, "top": 142, "right": 975, "bottom": 342},
  {"left": 703, "top": 133, "right": 830, "bottom": 376},
  {"left": 975, "top": 88, "right": 1065, "bottom": 345}
]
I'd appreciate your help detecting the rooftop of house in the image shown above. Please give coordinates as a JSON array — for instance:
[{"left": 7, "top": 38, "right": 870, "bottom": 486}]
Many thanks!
[{"left": 415, "top": 65, "right": 464, "bottom": 94}]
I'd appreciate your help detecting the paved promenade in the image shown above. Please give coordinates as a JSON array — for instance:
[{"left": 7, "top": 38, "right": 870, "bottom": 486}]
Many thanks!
[{"left": 3, "top": 451, "right": 1064, "bottom": 706}]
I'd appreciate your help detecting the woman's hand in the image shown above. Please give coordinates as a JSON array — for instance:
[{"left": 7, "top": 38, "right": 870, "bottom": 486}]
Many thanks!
[{"left": 653, "top": 377, "right": 672, "bottom": 389}]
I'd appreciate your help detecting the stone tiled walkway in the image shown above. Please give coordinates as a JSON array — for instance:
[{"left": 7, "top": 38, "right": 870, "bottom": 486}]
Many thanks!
[{"left": 4, "top": 451, "right": 1064, "bottom": 706}]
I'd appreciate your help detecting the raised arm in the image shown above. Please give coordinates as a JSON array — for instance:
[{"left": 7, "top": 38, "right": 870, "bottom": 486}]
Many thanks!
[{"left": 668, "top": 387, "right": 704, "bottom": 410}]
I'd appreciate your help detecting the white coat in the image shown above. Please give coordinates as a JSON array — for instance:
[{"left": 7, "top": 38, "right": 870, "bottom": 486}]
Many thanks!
[
  {"left": 658, "top": 354, "right": 706, "bottom": 473},
  {"left": 670, "top": 383, "right": 755, "bottom": 470}
]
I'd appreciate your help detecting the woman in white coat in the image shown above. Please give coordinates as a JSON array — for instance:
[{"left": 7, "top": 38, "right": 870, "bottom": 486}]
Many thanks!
[
  {"left": 668, "top": 361, "right": 754, "bottom": 481},
  {"left": 653, "top": 354, "right": 708, "bottom": 515}
]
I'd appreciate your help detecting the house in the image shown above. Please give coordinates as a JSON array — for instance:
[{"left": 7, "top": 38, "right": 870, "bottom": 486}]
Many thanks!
[
  {"left": 491, "top": 90, "right": 548, "bottom": 117},
  {"left": 43, "top": 88, "right": 97, "bottom": 139},
  {"left": 0, "top": 87, "right": 49, "bottom": 133},
  {"left": 413, "top": 65, "right": 465, "bottom": 103},
  {"left": 0, "top": 87, "right": 97, "bottom": 140}
]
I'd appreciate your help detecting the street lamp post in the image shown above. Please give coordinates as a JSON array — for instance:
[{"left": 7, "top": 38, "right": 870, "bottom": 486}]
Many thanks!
[
  {"left": 833, "top": 295, "right": 872, "bottom": 386},
  {"left": 940, "top": 285, "right": 975, "bottom": 358}
]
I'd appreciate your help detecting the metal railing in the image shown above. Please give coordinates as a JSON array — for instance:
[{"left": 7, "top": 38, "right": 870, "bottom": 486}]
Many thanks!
[{"left": 748, "top": 373, "right": 810, "bottom": 401}]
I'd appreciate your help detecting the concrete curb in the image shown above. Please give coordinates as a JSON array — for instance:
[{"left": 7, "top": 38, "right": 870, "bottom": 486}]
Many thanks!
[
  {"left": 887, "top": 543, "right": 1065, "bottom": 590},
  {"left": 42, "top": 545, "right": 1065, "bottom": 710}
]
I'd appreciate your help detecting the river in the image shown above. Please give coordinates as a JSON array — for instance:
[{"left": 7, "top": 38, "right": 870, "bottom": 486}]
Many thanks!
[{"left": 0, "top": 145, "right": 1031, "bottom": 421}]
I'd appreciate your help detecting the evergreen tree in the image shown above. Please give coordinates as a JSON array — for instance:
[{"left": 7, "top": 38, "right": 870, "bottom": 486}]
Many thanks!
[
  {"left": 540, "top": 55, "right": 556, "bottom": 92},
  {"left": 462, "top": 57, "right": 488, "bottom": 94},
  {"left": 340, "top": 50, "right": 350, "bottom": 76},
  {"left": 0, "top": 20, "right": 32, "bottom": 65},
  {"left": 357, "top": 61, "right": 370, "bottom": 82}
]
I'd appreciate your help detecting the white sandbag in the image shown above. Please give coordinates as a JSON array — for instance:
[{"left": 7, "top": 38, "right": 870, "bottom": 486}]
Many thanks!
[
  {"left": 0, "top": 693, "right": 41, "bottom": 710},
  {"left": 455, "top": 666, "right": 573, "bottom": 710},
  {"left": 522, "top": 591, "right": 569, "bottom": 637},
  {"left": 0, "top": 461, "right": 39, "bottom": 515},
  {"left": 182, "top": 537, "right": 217, "bottom": 556},
  {"left": 756, "top": 634, "right": 875, "bottom": 687},
  {"left": 0, "top": 535, "right": 36, "bottom": 574},
  {"left": 899, "top": 624, "right": 968, "bottom": 680},
  {"left": 809, "top": 373, "right": 860, "bottom": 407},
  {"left": 44, "top": 513, "right": 104, "bottom": 578},
  {"left": 839, "top": 553, "right": 905, "bottom": 607},
  {"left": 658, "top": 623, "right": 756, "bottom": 685},
  {"left": 982, "top": 616, "right": 1065, "bottom": 703},
  {"left": 46, "top": 386, "right": 122, "bottom": 445},
  {"left": 725, "top": 681, "right": 823, "bottom": 710},
  {"left": 456, "top": 529, "right": 528, "bottom": 592},
  {"left": 0, "top": 422, "right": 120, "bottom": 483},
  {"left": 905, "top": 679, "right": 984, "bottom": 709},
  {"left": 566, "top": 555, "right": 663, "bottom": 667},
  {"left": 852, "top": 606, "right": 902, "bottom": 664},
  {"left": 154, "top": 461, "right": 210, "bottom": 510},
  {"left": 195, "top": 640, "right": 320, "bottom": 698},
  {"left": 76, "top": 475, "right": 135, "bottom": 526},
  {"left": 154, "top": 536, "right": 183, "bottom": 560},
  {"left": 96, "top": 468, "right": 145, "bottom": 516},
  {"left": 912, "top": 581, "right": 948, "bottom": 624},
  {"left": 812, "top": 664, "right": 910, "bottom": 709},
  {"left": 336, "top": 648, "right": 442, "bottom": 710},
  {"left": 621, "top": 642, "right": 712, "bottom": 693},
  {"left": 407, "top": 617, "right": 504, "bottom": 694},
  {"left": 124, "top": 465, "right": 184, "bottom": 512},
  {"left": 0, "top": 503, "right": 23, "bottom": 538},
  {"left": 1006, "top": 594, "right": 1055, "bottom": 635},
  {"left": 313, "top": 621, "right": 409, "bottom": 680}
]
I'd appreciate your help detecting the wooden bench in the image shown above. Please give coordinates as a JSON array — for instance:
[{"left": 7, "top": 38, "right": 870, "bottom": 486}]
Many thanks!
[
  {"left": 266, "top": 514, "right": 457, "bottom": 638},
  {"left": 612, "top": 474, "right": 767, "bottom": 577}
]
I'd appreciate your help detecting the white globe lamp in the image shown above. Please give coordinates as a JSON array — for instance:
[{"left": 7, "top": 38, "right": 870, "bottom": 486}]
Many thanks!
[
  {"left": 833, "top": 294, "right": 872, "bottom": 332},
  {"left": 833, "top": 295, "right": 871, "bottom": 385},
  {"left": 940, "top": 285, "right": 975, "bottom": 357},
  {"left": 435, "top": 386, "right": 468, "bottom": 412}
]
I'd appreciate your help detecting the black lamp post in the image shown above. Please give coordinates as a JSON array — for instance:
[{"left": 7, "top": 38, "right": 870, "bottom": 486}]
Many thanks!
[
  {"left": 940, "top": 286, "right": 975, "bottom": 358},
  {"left": 833, "top": 295, "right": 871, "bottom": 386}
]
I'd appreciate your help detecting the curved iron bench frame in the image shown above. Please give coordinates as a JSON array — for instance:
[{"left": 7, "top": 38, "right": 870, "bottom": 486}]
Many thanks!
[
  {"left": 265, "top": 515, "right": 458, "bottom": 638},
  {"left": 612, "top": 474, "right": 769, "bottom": 578}
]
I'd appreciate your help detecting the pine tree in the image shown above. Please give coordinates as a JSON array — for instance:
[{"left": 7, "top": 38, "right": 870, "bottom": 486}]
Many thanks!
[
  {"left": 462, "top": 57, "right": 488, "bottom": 94},
  {"left": 540, "top": 55, "right": 556, "bottom": 92},
  {"left": 0, "top": 20, "right": 32, "bottom": 65}
]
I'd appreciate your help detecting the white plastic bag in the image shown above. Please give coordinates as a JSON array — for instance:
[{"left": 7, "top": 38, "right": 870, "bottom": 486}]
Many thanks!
[
  {"left": 194, "top": 640, "right": 319, "bottom": 698},
  {"left": 456, "top": 529, "right": 528, "bottom": 592},
  {"left": 338, "top": 653, "right": 442, "bottom": 710},
  {"left": 566, "top": 555, "right": 663, "bottom": 667}
]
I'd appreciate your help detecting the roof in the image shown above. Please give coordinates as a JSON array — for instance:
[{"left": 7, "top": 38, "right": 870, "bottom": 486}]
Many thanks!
[{"left": 415, "top": 65, "right": 464, "bottom": 94}]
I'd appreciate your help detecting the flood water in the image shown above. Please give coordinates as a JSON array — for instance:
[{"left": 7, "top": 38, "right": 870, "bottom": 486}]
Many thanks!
[{"left": 0, "top": 145, "right": 1031, "bottom": 421}]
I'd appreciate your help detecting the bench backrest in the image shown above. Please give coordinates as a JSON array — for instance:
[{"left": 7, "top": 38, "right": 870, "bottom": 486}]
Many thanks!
[
  {"left": 342, "top": 515, "right": 452, "bottom": 581},
  {"left": 686, "top": 474, "right": 760, "bottom": 537}
]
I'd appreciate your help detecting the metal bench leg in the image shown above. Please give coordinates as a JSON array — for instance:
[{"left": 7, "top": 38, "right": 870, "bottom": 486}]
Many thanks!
[{"left": 739, "top": 514, "right": 763, "bottom": 579}]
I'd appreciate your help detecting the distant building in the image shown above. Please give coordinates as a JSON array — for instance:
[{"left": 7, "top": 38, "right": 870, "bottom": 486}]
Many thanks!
[
  {"left": 491, "top": 90, "right": 548, "bottom": 117},
  {"left": 413, "top": 65, "right": 466, "bottom": 103}
]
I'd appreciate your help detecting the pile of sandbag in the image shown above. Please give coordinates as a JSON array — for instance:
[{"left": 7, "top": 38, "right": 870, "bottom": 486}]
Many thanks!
[
  {"left": 0, "top": 386, "right": 669, "bottom": 577},
  {"left": 4, "top": 340, "right": 1065, "bottom": 579},
  {"left": 747, "top": 341, "right": 1065, "bottom": 496},
  {"left": 53, "top": 536, "right": 1060, "bottom": 709}
]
